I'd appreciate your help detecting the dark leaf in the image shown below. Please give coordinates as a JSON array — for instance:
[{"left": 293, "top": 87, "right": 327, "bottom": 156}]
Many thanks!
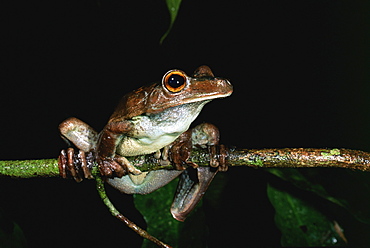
[
  {"left": 0, "top": 209, "right": 27, "bottom": 248},
  {"left": 160, "top": 0, "right": 182, "bottom": 43},
  {"left": 267, "top": 168, "right": 370, "bottom": 224},
  {"left": 267, "top": 183, "right": 347, "bottom": 246},
  {"left": 134, "top": 179, "right": 182, "bottom": 247}
]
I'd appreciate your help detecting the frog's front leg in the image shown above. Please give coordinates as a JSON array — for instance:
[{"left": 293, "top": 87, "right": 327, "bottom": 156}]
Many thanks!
[
  {"left": 170, "top": 123, "right": 228, "bottom": 221},
  {"left": 105, "top": 125, "right": 216, "bottom": 196},
  {"left": 97, "top": 121, "right": 142, "bottom": 178}
]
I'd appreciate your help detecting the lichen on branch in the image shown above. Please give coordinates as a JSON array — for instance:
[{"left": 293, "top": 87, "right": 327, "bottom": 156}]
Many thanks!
[{"left": 1, "top": 147, "right": 370, "bottom": 179}]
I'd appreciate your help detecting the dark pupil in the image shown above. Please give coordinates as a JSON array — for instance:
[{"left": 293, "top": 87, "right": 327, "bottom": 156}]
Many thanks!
[{"left": 168, "top": 74, "right": 185, "bottom": 88}]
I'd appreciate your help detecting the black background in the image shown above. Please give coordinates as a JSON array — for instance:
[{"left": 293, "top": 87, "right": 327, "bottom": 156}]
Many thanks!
[{"left": 3, "top": 0, "right": 368, "bottom": 247}]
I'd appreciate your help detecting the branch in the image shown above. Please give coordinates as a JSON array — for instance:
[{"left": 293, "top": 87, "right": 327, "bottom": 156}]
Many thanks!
[
  {"left": 2, "top": 147, "right": 370, "bottom": 247},
  {"left": 0, "top": 158, "right": 59, "bottom": 178},
  {"left": 226, "top": 148, "right": 370, "bottom": 171},
  {"left": 94, "top": 170, "right": 172, "bottom": 248},
  {"left": 1, "top": 147, "right": 370, "bottom": 178}
]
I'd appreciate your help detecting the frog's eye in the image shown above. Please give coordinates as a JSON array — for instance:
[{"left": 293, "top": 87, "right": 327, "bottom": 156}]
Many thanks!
[{"left": 163, "top": 71, "right": 187, "bottom": 93}]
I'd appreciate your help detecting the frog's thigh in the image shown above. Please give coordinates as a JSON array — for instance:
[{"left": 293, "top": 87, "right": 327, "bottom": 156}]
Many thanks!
[
  {"left": 191, "top": 123, "right": 219, "bottom": 146},
  {"left": 107, "top": 170, "right": 183, "bottom": 194},
  {"left": 59, "top": 117, "right": 98, "bottom": 152}
]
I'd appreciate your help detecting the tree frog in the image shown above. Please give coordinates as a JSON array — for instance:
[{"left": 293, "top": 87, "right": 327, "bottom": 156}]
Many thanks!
[{"left": 58, "top": 65, "right": 233, "bottom": 221}]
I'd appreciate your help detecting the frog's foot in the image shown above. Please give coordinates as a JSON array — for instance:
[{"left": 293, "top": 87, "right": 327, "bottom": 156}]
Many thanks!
[
  {"left": 58, "top": 148, "right": 94, "bottom": 182},
  {"left": 116, "top": 156, "right": 142, "bottom": 175},
  {"left": 190, "top": 123, "right": 228, "bottom": 171},
  {"left": 170, "top": 130, "right": 195, "bottom": 170},
  {"left": 208, "top": 144, "right": 228, "bottom": 172},
  {"left": 98, "top": 155, "right": 142, "bottom": 178},
  {"left": 154, "top": 146, "right": 172, "bottom": 166}
]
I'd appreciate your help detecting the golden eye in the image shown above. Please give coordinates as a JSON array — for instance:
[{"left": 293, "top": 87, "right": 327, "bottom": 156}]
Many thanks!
[{"left": 163, "top": 71, "right": 187, "bottom": 93}]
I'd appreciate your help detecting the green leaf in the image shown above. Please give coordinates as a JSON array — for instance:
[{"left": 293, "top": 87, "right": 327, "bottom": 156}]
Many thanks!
[
  {"left": 267, "top": 183, "right": 346, "bottom": 246},
  {"left": 0, "top": 209, "right": 27, "bottom": 248},
  {"left": 134, "top": 178, "right": 208, "bottom": 248},
  {"left": 160, "top": 0, "right": 182, "bottom": 44},
  {"left": 267, "top": 168, "right": 370, "bottom": 224},
  {"left": 134, "top": 176, "right": 215, "bottom": 248},
  {"left": 134, "top": 179, "right": 182, "bottom": 247}
]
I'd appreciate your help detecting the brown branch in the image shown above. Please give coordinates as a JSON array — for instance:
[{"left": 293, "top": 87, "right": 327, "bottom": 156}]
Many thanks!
[
  {"left": 95, "top": 173, "right": 172, "bottom": 248},
  {"left": 2, "top": 147, "right": 370, "bottom": 248},
  {"left": 225, "top": 148, "right": 370, "bottom": 171},
  {"left": 1, "top": 147, "right": 370, "bottom": 179},
  {"left": 102, "top": 147, "right": 370, "bottom": 173}
]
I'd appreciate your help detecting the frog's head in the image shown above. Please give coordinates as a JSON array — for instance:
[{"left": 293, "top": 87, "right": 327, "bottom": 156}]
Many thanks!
[
  {"left": 149, "top": 65, "right": 233, "bottom": 113},
  {"left": 110, "top": 66, "right": 233, "bottom": 121}
]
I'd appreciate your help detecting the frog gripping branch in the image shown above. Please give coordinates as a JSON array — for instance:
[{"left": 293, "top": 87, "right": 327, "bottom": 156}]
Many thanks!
[
  {"left": 3, "top": 66, "right": 370, "bottom": 246},
  {"left": 58, "top": 66, "right": 233, "bottom": 246}
]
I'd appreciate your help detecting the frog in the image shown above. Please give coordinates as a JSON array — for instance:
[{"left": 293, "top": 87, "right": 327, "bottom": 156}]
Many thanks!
[{"left": 58, "top": 65, "right": 233, "bottom": 221}]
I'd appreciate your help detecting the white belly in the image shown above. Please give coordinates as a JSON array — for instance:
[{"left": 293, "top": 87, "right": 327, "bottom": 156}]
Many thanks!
[
  {"left": 116, "top": 101, "right": 209, "bottom": 157},
  {"left": 117, "top": 132, "right": 182, "bottom": 156}
]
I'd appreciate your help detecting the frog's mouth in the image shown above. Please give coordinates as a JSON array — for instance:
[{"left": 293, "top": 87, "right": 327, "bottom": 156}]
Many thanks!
[
  {"left": 172, "top": 79, "right": 233, "bottom": 107},
  {"left": 148, "top": 77, "right": 233, "bottom": 114}
]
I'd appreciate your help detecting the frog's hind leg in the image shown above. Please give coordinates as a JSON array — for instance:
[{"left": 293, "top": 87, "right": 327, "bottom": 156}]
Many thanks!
[
  {"left": 170, "top": 166, "right": 218, "bottom": 222},
  {"left": 58, "top": 148, "right": 94, "bottom": 181},
  {"left": 170, "top": 123, "right": 229, "bottom": 221},
  {"left": 153, "top": 146, "right": 172, "bottom": 166}
]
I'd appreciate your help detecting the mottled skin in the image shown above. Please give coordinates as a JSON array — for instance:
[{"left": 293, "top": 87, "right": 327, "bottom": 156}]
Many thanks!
[{"left": 59, "top": 66, "right": 232, "bottom": 220}]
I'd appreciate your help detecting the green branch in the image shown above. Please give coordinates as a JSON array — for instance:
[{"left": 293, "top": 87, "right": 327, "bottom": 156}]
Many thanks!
[
  {"left": 2, "top": 147, "right": 370, "bottom": 247},
  {"left": 95, "top": 170, "right": 172, "bottom": 248},
  {"left": 1, "top": 147, "right": 370, "bottom": 179},
  {"left": 0, "top": 159, "right": 59, "bottom": 178}
]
